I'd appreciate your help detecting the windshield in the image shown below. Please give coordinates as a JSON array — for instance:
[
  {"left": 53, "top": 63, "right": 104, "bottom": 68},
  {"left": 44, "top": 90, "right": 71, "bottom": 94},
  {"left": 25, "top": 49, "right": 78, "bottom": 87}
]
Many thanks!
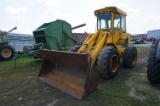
[
  {"left": 97, "top": 12, "right": 111, "bottom": 30},
  {"left": 1, "top": 34, "right": 8, "bottom": 42}
]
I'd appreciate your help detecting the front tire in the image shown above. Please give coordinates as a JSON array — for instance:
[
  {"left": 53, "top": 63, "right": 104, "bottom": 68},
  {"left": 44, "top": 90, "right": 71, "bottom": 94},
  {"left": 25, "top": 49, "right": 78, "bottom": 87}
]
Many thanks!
[
  {"left": 0, "top": 44, "right": 15, "bottom": 61},
  {"left": 97, "top": 46, "right": 120, "bottom": 80},
  {"left": 147, "top": 41, "right": 160, "bottom": 83}
]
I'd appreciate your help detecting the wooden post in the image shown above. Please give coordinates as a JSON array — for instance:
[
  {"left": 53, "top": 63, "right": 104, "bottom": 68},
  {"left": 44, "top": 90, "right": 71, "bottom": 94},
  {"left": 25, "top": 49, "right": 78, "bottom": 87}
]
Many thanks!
[{"left": 13, "top": 54, "right": 19, "bottom": 68}]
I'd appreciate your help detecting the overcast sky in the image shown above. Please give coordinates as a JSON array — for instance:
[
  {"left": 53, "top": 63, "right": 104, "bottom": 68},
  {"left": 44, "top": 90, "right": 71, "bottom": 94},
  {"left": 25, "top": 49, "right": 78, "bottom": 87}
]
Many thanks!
[{"left": 1, "top": 0, "right": 160, "bottom": 35}]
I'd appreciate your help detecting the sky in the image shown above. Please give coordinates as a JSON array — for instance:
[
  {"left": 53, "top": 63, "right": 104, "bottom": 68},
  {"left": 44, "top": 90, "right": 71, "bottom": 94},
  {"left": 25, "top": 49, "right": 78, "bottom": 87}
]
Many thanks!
[{"left": 1, "top": 0, "right": 160, "bottom": 35}]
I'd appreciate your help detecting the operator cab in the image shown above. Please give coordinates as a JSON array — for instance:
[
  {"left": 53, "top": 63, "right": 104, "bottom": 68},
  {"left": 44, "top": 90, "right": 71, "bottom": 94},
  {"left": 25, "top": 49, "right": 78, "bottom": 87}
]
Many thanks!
[
  {"left": 95, "top": 6, "right": 127, "bottom": 33},
  {"left": 0, "top": 31, "right": 8, "bottom": 42}
]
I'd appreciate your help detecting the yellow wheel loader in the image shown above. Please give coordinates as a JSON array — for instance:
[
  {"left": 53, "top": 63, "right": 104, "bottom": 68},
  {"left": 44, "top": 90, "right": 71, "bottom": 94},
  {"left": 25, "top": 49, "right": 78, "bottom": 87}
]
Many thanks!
[{"left": 38, "top": 6, "right": 137, "bottom": 99}]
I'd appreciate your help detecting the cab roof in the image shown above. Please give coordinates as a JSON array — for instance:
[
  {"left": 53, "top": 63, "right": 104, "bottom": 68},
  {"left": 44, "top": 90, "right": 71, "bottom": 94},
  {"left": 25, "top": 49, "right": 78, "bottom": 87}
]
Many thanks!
[
  {"left": 0, "top": 30, "right": 7, "bottom": 34},
  {"left": 94, "top": 6, "right": 127, "bottom": 16}
]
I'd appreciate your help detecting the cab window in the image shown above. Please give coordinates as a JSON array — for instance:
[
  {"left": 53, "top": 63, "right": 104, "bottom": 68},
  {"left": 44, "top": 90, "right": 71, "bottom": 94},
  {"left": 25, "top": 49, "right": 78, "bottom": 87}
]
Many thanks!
[
  {"left": 122, "top": 16, "right": 126, "bottom": 32},
  {"left": 114, "top": 14, "right": 120, "bottom": 30},
  {"left": 97, "top": 12, "right": 111, "bottom": 30},
  {"left": 1, "top": 34, "right": 7, "bottom": 41}
]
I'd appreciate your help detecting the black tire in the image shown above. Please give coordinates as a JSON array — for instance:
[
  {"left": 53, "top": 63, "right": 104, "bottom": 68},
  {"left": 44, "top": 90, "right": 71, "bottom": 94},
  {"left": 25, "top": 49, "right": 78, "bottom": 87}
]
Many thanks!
[
  {"left": 33, "top": 53, "right": 43, "bottom": 59},
  {"left": 0, "top": 44, "right": 15, "bottom": 61},
  {"left": 123, "top": 46, "right": 137, "bottom": 68},
  {"left": 147, "top": 41, "right": 160, "bottom": 83},
  {"left": 68, "top": 45, "right": 81, "bottom": 52},
  {"left": 97, "top": 46, "right": 120, "bottom": 80}
]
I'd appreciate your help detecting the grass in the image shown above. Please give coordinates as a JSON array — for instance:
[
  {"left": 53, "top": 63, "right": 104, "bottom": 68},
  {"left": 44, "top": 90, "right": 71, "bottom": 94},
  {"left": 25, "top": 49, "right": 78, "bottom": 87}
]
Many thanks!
[
  {"left": 0, "top": 46, "right": 160, "bottom": 106},
  {"left": 0, "top": 56, "right": 44, "bottom": 106}
]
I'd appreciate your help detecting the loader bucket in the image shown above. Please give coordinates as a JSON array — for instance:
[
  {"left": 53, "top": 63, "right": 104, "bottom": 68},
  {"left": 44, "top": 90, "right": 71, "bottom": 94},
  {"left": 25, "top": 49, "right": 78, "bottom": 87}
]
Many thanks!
[{"left": 38, "top": 49, "right": 99, "bottom": 99}]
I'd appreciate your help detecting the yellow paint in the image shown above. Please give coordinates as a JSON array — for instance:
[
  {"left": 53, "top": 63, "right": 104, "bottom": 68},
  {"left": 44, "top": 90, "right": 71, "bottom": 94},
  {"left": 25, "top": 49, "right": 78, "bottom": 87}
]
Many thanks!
[
  {"left": 94, "top": 6, "right": 127, "bottom": 16},
  {"left": 1, "top": 48, "right": 12, "bottom": 58}
]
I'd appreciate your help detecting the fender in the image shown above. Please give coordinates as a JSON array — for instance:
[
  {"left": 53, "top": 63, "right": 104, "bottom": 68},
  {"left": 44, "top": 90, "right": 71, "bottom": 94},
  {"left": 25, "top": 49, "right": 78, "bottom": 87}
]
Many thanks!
[{"left": 156, "top": 41, "right": 160, "bottom": 60}]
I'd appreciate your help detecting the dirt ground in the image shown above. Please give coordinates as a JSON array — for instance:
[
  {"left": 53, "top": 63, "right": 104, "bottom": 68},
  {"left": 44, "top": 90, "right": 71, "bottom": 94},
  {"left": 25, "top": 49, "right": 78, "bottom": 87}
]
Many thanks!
[{"left": 1, "top": 45, "right": 160, "bottom": 106}]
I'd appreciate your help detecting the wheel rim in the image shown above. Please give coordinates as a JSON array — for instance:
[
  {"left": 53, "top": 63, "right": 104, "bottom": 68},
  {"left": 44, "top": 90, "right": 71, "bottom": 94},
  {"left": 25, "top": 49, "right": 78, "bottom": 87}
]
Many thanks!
[
  {"left": 1, "top": 48, "right": 12, "bottom": 58},
  {"left": 132, "top": 52, "right": 137, "bottom": 65},
  {"left": 110, "top": 54, "right": 119, "bottom": 73}
]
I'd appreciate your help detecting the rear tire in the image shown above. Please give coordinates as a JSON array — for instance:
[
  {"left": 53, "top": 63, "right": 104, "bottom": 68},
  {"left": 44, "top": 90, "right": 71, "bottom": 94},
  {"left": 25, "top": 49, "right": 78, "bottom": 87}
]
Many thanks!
[
  {"left": 97, "top": 46, "right": 120, "bottom": 80},
  {"left": 0, "top": 44, "right": 15, "bottom": 61},
  {"left": 123, "top": 46, "right": 137, "bottom": 68},
  {"left": 147, "top": 41, "right": 160, "bottom": 83},
  {"left": 68, "top": 45, "right": 81, "bottom": 52}
]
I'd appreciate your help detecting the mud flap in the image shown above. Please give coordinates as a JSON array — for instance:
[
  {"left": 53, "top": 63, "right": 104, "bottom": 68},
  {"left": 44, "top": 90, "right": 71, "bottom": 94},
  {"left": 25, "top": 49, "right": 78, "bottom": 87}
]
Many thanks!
[{"left": 38, "top": 49, "right": 99, "bottom": 99}]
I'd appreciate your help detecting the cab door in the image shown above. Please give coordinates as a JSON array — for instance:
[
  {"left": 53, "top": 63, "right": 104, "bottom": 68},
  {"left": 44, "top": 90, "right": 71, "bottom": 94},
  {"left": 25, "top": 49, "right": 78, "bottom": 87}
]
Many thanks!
[{"left": 113, "top": 13, "right": 121, "bottom": 43}]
